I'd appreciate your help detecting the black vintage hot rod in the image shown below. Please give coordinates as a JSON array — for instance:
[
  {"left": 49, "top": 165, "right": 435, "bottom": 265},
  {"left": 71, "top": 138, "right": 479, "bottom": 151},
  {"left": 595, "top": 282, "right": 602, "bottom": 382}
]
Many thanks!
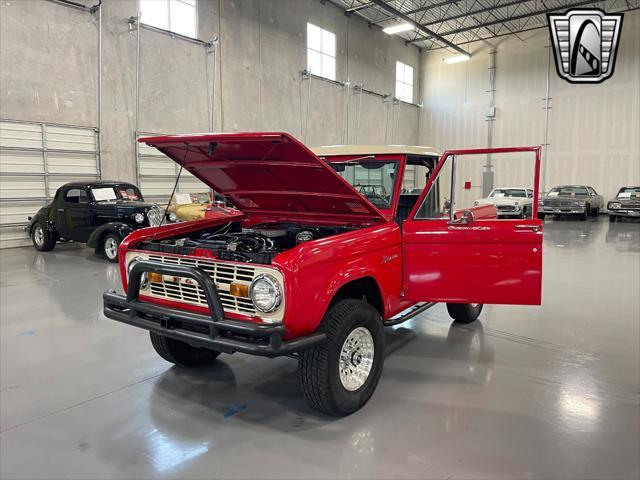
[{"left": 27, "top": 181, "right": 172, "bottom": 262}]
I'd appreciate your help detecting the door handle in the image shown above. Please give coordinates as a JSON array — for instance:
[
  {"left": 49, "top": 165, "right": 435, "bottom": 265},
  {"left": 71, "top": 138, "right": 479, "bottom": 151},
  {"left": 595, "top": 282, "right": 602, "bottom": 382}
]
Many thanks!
[{"left": 514, "top": 224, "right": 540, "bottom": 232}]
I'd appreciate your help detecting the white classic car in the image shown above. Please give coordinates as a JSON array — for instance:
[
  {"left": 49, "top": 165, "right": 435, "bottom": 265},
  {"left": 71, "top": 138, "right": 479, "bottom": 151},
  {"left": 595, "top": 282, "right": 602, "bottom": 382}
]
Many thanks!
[{"left": 474, "top": 187, "right": 534, "bottom": 218}]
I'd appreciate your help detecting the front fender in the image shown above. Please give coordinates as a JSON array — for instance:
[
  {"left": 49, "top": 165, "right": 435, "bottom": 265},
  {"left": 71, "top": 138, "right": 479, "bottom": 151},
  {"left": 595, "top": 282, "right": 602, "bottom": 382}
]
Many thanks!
[
  {"left": 87, "top": 223, "right": 135, "bottom": 249},
  {"left": 275, "top": 222, "right": 404, "bottom": 337}
]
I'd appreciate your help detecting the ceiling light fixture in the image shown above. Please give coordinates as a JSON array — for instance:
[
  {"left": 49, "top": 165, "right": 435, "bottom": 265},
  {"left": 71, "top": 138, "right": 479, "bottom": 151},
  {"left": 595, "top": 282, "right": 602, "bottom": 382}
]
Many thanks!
[
  {"left": 444, "top": 54, "right": 471, "bottom": 64},
  {"left": 383, "top": 23, "right": 414, "bottom": 35}
]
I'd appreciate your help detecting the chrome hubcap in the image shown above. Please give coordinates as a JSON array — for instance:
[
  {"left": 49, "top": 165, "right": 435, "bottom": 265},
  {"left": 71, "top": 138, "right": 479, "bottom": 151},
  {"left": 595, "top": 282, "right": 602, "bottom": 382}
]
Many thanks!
[
  {"left": 339, "top": 327, "right": 374, "bottom": 392},
  {"left": 104, "top": 237, "right": 118, "bottom": 259},
  {"left": 470, "top": 303, "right": 480, "bottom": 308},
  {"left": 33, "top": 226, "right": 44, "bottom": 247}
]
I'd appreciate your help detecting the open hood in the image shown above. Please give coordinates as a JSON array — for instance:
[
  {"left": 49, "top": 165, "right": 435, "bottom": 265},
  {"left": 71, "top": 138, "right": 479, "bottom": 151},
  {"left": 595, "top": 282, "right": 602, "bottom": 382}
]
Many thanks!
[{"left": 139, "top": 132, "right": 386, "bottom": 224}]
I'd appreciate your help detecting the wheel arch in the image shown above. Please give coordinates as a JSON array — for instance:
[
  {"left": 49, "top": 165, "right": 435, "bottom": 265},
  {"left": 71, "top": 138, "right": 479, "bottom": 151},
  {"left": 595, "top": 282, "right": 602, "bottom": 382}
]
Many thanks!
[
  {"left": 328, "top": 276, "right": 384, "bottom": 318},
  {"left": 87, "top": 223, "right": 134, "bottom": 250}
]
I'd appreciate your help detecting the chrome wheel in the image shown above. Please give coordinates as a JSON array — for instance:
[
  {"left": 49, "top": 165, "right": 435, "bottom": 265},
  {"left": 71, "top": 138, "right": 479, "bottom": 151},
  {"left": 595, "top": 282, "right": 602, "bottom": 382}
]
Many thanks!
[
  {"left": 33, "top": 225, "right": 44, "bottom": 247},
  {"left": 470, "top": 303, "right": 480, "bottom": 308},
  {"left": 339, "top": 327, "right": 374, "bottom": 392},
  {"left": 104, "top": 236, "right": 118, "bottom": 260}
]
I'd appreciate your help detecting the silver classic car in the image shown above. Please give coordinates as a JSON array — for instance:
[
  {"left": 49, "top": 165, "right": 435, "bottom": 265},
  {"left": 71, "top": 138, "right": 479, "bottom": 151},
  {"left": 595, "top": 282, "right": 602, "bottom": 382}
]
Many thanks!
[
  {"left": 538, "top": 185, "right": 604, "bottom": 220},
  {"left": 608, "top": 186, "right": 640, "bottom": 222}
]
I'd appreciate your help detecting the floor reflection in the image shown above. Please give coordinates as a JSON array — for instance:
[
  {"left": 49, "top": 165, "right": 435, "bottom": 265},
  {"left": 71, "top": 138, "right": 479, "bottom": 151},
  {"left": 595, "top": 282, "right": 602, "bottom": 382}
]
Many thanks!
[
  {"left": 605, "top": 220, "right": 640, "bottom": 253},
  {"left": 541, "top": 216, "right": 602, "bottom": 249}
]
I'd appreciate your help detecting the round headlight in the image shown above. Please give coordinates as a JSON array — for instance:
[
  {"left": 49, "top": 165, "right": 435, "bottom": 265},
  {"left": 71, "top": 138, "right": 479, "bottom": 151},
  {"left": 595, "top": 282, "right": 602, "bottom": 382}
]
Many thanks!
[
  {"left": 127, "top": 256, "right": 148, "bottom": 289},
  {"left": 609, "top": 202, "right": 621, "bottom": 209},
  {"left": 168, "top": 212, "right": 178, "bottom": 222},
  {"left": 249, "top": 274, "right": 282, "bottom": 313},
  {"left": 134, "top": 212, "right": 145, "bottom": 224}
]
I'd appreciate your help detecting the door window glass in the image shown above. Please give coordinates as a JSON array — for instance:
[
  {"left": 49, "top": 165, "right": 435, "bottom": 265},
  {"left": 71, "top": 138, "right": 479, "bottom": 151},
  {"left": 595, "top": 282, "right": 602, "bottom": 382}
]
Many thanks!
[
  {"left": 414, "top": 152, "right": 538, "bottom": 220},
  {"left": 414, "top": 160, "right": 453, "bottom": 219},
  {"left": 65, "top": 188, "right": 88, "bottom": 204}
]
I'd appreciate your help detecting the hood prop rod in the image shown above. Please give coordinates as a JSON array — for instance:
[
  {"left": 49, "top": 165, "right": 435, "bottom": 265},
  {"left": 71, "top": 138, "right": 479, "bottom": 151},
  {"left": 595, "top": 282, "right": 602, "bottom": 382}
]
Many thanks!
[{"left": 151, "top": 145, "right": 188, "bottom": 241}]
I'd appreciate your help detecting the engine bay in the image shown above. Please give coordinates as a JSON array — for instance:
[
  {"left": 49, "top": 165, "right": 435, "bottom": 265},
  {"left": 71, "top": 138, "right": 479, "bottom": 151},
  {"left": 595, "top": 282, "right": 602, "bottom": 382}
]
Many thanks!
[{"left": 135, "top": 222, "right": 357, "bottom": 264}]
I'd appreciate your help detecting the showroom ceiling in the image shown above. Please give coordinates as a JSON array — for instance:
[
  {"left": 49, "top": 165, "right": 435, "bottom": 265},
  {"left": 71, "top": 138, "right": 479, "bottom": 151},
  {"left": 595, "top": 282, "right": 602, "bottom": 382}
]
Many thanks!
[{"left": 333, "top": 0, "right": 640, "bottom": 54}]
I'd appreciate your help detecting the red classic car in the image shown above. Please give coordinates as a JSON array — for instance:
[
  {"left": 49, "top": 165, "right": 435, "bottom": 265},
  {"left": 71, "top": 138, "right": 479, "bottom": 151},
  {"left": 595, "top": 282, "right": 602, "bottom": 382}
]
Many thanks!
[{"left": 103, "top": 133, "right": 543, "bottom": 416}]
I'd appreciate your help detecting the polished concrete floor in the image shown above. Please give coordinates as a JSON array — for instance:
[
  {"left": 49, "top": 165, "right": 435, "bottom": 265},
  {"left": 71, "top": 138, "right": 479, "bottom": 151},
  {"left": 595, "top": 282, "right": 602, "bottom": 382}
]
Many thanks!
[{"left": 1, "top": 216, "right": 639, "bottom": 479}]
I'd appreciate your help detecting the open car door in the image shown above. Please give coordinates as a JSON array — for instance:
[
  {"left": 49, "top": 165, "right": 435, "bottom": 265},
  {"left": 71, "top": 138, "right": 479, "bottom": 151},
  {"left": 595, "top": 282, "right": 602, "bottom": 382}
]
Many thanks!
[{"left": 403, "top": 147, "right": 543, "bottom": 305}]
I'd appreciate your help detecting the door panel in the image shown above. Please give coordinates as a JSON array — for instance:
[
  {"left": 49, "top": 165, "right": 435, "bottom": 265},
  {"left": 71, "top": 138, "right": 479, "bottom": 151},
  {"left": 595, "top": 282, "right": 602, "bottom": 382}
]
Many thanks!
[
  {"left": 403, "top": 219, "right": 542, "bottom": 305},
  {"left": 55, "top": 188, "right": 92, "bottom": 241},
  {"left": 403, "top": 147, "right": 543, "bottom": 306}
]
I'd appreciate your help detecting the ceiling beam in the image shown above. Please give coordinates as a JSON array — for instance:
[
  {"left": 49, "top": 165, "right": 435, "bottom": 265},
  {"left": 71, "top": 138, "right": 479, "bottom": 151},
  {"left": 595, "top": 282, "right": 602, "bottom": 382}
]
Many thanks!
[
  {"left": 345, "top": 1, "right": 374, "bottom": 13},
  {"left": 408, "top": 0, "right": 609, "bottom": 45},
  {"left": 422, "top": 0, "right": 526, "bottom": 28},
  {"left": 368, "top": 0, "right": 470, "bottom": 56},
  {"left": 370, "top": 0, "right": 462, "bottom": 25},
  {"left": 443, "top": 0, "right": 605, "bottom": 36}
]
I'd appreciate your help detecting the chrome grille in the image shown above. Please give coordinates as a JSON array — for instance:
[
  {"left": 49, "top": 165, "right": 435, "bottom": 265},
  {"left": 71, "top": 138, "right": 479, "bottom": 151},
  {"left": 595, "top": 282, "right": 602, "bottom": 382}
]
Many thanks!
[
  {"left": 147, "top": 206, "right": 164, "bottom": 226},
  {"left": 146, "top": 254, "right": 258, "bottom": 316},
  {"left": 497, "top": 205, "right": 516, "bottom": 212}
]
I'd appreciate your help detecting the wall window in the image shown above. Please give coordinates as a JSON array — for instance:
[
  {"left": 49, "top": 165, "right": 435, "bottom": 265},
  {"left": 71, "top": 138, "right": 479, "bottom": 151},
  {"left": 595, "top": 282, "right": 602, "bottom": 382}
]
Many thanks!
[
  {"left": 395, "top": 61, "right": 414, "bottom": 103},
  {"left": 139, "top": 0, "right": 197, "bottom": 38},
  {"left": 307, "top": 23, "right": 336, "bottom": 81}
]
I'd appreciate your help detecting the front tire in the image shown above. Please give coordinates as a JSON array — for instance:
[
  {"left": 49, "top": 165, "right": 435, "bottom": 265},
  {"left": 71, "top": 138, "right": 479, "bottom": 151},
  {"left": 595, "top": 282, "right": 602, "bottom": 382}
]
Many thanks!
[
  {"left": 299, "top": 299, "right": 384, "bottom": 417},
  {"left": 609, "top": 215, "right": 617, "bottom": 223},
  {"left": 102, "top": 233, "right": 121, "bottom": 263},
  {"left": 447, "top": 303, "right": 483, "bottom": 324},
  {"left": 150, "top": 332, "right": 221, "bottom": 367},
  {"left": 31, "top": 222, "right": 56, "bottom": 251},
  {"left": 538, "top": 212, "right": 546, "bottom": 220},
  {"left": 579, "top": 207, "right": 589, "bottom": 221}
]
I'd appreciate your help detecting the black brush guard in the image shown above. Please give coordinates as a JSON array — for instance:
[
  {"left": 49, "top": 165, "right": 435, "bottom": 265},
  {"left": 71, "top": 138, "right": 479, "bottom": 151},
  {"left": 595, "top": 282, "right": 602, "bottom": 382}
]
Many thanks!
[{"left": 102, "top": 260, "right": 325, "bottom": 357}]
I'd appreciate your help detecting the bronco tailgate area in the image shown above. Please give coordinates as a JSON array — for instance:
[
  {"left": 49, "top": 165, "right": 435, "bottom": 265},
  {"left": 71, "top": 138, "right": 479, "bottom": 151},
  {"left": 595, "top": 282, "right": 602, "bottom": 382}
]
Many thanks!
[{"left": 1, "top": 1, "right": 639, "bottom": 480}]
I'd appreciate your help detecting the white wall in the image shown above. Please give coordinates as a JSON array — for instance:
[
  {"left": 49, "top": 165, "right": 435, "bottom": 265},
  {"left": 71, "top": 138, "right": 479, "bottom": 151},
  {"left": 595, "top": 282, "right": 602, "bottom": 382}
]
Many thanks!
[{"left": 419, "top": 9, "right": 640, "bottom": 204}]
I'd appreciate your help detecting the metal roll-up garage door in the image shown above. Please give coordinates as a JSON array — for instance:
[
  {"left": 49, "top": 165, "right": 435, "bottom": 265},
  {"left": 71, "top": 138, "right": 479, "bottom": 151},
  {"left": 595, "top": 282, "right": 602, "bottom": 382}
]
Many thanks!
[
  {"left": 0, "top": 120, "right": 100, "bottom": 248},
  {"left": 136, "top": 132, "right": 208, "bottom": 202}
]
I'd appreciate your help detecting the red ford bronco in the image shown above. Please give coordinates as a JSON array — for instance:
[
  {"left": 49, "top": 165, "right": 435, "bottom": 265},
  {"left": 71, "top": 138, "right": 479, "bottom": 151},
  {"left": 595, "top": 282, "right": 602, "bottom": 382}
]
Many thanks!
[{"left": 103, "top": 132, "right": 542, "bottom": 416}]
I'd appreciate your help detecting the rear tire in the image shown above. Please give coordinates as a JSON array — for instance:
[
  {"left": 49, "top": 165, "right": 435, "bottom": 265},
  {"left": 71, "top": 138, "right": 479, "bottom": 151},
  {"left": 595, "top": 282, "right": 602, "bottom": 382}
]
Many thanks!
[
  {"left": 299, "top": 299, "right": 384, "bottom": 417},
  {"left": 150, "top": 332, "right": 221, "bottom": 367},
  {"left": 102, "top": 233, "right": 121, "bottom": 263},
  {"left": 31, "top": 222, "right": 56, "bottom": 251},
  {"left": 447, "top": 303, "right": 483, "bottom": 324}
]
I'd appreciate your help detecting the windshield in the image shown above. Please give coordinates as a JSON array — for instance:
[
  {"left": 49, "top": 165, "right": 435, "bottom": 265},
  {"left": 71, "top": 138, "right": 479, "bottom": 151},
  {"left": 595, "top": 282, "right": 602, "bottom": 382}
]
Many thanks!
[
  {"left": 490, "top": 188, "right": 527, "bottom": 198},
  {"left": 617, "top": 187, "right": 640, "bottom": 198},
  {"left": 91, "top": 185, "right": 142, "bottom": 202},
  {"left": 549, "top": 186, "right": 588, "bottom": 196},
  {"left": 327, "top": 160, "right": 398, "bottom": 209}
]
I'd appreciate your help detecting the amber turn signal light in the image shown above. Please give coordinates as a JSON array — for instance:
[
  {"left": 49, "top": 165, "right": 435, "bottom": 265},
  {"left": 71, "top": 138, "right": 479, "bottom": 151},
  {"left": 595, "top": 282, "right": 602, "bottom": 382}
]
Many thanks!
[
  {"left": 148, "top": 272, "right": 163, "bottom": 283},
  {"left": 229, "top": 283, "right": 249, "bottom": 298}
]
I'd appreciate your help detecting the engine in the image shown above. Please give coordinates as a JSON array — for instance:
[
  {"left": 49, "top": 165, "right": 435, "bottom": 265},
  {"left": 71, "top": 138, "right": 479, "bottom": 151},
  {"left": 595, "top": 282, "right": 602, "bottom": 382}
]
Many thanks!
[{"left": 135, "top": 222, "right": 354, "bottom": 264}]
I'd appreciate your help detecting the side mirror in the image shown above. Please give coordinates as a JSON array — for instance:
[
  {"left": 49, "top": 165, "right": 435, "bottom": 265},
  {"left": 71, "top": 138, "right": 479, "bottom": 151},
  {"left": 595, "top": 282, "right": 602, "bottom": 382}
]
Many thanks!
[{"left": 448, "top": 209, "right": 475, "bottom": 225}]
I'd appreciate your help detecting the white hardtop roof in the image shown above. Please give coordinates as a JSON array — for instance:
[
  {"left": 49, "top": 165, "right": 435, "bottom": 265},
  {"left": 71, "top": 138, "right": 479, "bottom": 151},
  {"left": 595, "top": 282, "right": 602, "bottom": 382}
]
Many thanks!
[{"left": 311, "top": 145, "right": 441, "bottom": 157}]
